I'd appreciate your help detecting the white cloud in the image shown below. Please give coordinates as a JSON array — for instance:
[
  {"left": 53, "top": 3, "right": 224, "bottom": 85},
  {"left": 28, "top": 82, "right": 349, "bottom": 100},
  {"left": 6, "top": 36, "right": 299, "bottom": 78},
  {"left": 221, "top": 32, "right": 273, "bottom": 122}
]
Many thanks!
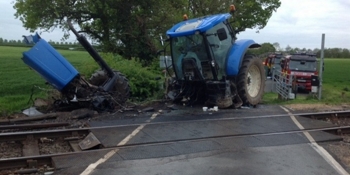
[
  {"left": 0, "top": 0, "right": 349, "bottom": 49},
  {"left": 238, "top": 0, "right": 350, "bottom": 49},
  {"left": 0, "top": 0, "right": 75, "bottom": 42}
]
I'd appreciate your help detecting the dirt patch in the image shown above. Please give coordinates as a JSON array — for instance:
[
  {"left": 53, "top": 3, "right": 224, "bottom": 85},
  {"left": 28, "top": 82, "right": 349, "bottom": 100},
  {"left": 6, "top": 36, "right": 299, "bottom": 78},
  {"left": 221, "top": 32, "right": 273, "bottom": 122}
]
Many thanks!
[
  {"left": 325, "top": 135, "right": 350, "bottom": 171},
  {"left": 1, "top": 100, "right": 175, "bottom": 129},
  {"left": 285, "top": 103, "right": 350, "bottom": 112},
  {"left": 39, "top": 137, "right": 72, "bottom": 155},
  {"left": 0, "top": 141, "right": 22, "bottom": 159}
]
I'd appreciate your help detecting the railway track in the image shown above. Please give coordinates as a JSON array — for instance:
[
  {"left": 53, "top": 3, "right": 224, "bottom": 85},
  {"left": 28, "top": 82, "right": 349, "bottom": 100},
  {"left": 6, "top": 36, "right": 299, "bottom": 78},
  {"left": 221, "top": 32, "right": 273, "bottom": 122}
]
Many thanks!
[
  {"left": 1, "top": 110, "right": 350, "bottom": 133},
  {"left": 0, "top": 110, "right": 349, "bottom": 173}
]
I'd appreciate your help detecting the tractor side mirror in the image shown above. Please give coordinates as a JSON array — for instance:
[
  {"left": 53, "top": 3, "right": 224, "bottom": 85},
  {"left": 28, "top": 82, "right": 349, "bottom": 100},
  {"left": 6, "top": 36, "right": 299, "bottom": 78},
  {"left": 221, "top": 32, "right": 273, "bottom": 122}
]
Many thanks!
[
  {"left": 159, "top": 35, "right": 170, "bottom": 46},
  {"left": 217, "top": 28, "right": 227, "bottom": 41}
]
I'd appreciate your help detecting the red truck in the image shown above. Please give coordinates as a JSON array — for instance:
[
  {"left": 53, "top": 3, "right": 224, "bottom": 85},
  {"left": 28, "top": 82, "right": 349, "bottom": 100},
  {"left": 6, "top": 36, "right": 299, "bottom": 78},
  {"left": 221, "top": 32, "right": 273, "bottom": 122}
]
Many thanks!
[
  {"left": 264, "top": 52, "right": 283, "bottom": 77},
  {"left": 280, "top": 53, "right": 318, "bottom": 92}
]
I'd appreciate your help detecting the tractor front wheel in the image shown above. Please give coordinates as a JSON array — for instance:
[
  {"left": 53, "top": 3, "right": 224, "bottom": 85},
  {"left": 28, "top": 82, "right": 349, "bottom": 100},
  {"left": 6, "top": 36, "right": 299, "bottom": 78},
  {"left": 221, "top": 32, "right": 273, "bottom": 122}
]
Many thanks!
[
  {"left": 89, "top": 70, "right": 130, "bottom": 105},
  {"left": 237, "top": 55, "right": 265, "bottom": 106}
]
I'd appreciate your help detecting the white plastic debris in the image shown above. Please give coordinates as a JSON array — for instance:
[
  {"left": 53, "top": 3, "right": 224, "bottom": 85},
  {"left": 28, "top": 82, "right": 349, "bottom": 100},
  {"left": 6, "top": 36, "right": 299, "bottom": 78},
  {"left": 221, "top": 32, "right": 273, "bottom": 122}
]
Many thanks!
[
  {"left": 202, "top": 107, "right": 208, "bottom": 111},
  {"left": 22, "top": 107, "right": 43, "bottom": 117},
  {"left": 213, "top": 106, "right": 219, "bottom": 111}
]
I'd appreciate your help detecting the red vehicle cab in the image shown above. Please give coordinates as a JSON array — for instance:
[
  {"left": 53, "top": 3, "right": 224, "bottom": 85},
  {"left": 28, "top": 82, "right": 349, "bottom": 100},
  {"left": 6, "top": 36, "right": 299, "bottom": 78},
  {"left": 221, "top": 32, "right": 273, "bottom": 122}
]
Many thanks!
[
  {"left": 264, "top": 52, "right": 283, "bottom": 77},
  {"left": 280, "top": 53, "right": 318, "bottom": 92}
]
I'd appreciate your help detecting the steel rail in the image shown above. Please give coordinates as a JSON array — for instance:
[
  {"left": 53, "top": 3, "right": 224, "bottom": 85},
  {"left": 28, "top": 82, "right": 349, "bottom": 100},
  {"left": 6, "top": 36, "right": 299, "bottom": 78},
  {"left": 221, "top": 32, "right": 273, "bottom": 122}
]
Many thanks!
[
  {"left": 0, "top": 110, "right": 350, "bottom": 142},
  {"left": 0, "top": 128, "right": 89, "bottom": 142},
  {"left": 0, "top": 122, "right": 69, "bottom": 130},
  {"left": 0, "top": 124, "right": 350, "bottom": 170}
]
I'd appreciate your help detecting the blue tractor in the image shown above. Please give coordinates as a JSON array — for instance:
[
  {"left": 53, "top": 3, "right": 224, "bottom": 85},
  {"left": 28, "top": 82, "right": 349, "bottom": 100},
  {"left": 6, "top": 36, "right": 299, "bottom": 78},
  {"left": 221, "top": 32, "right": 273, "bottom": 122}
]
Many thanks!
[
  {"left": 21, "top": 20, "right": 130, "bottom": 111},
  {"left": 163, "top": 6, "right": 265, "bottom": 108}
]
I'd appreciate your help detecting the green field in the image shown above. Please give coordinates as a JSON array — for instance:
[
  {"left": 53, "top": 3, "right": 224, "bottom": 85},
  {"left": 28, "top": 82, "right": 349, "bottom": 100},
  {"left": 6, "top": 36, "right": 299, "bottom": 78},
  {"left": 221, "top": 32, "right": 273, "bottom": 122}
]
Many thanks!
[
  {"left": 1, "top": 45, "right": 350, "bottom": 115},
  {"left": 322, "top": 59, "right": 350, "bottom": 102},
  {"left": 0, "top": 46, "right": 92, "bottom": 115}
]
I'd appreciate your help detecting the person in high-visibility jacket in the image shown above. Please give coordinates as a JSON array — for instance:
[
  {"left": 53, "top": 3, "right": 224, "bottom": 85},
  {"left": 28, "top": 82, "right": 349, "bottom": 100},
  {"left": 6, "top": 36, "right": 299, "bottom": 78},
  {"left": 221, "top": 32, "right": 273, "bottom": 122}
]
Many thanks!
[{"left": 264, "top": 55, "right": 274, "bottom": 77}]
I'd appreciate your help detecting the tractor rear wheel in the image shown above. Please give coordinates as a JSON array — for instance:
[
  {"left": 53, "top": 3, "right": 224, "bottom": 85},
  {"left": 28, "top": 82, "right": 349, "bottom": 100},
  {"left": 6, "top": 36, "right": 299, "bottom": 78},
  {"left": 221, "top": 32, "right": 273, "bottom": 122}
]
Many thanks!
[
  {"left": 237, "top": 55, "right": 265, "bottom": 106},
  {"left": 89, "top": 70, "right": 130, "bottom": 105}
]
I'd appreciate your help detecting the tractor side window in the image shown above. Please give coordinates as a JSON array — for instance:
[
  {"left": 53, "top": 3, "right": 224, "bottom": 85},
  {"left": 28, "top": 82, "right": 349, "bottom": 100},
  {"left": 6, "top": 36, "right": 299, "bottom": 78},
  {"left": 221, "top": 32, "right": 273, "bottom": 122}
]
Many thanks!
[{"left": 206, "top": 22, "right": 232, "bottom": 79}]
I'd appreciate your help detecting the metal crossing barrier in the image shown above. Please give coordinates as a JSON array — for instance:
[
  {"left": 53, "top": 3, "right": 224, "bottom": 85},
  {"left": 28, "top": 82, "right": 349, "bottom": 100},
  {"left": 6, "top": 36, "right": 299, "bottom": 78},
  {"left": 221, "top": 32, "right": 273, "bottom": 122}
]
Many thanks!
[{"left": 273, "top": 70, "right": 296, "bottom": 100}]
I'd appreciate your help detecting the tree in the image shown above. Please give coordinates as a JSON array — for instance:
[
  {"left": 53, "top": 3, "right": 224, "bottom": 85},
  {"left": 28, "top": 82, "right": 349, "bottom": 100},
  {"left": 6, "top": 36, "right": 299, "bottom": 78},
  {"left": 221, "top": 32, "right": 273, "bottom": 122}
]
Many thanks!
[
  {"left": 13, "top": 0, "right": 281, "bottom": 64},
  {"left": 0, "top": 38, "right": 3, "bottom": 43},
  {"left": 342, "top": 48, "right": 350, "bottom": 58},
  {"left": 285, "top": 45, "right": 292, "bottom": 52},
  {"left": 248, "top": 42, "right": 276, "bottom": 56},
  {"left": 289, "top": 47, "right": 300, "bottom": 54},
  {"left": 272, "top": 42, "right": 280, "bottom": 51}
]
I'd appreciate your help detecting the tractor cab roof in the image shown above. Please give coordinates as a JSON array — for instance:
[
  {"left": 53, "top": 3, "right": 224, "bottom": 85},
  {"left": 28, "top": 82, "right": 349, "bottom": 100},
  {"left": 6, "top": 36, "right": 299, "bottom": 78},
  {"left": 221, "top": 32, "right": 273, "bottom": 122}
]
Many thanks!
[{"left": 166, "top": 13, "right": 232, "bottom": 38}]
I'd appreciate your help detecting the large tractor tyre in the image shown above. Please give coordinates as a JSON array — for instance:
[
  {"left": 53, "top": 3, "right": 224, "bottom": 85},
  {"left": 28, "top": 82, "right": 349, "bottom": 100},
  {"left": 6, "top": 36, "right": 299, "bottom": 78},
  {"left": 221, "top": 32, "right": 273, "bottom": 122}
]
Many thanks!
[
  {"left": 89, "top": 70, "right": 130, "bottom": 104},
  {"left": 236, "top": 55, "right": 265, "bottom": 106}
]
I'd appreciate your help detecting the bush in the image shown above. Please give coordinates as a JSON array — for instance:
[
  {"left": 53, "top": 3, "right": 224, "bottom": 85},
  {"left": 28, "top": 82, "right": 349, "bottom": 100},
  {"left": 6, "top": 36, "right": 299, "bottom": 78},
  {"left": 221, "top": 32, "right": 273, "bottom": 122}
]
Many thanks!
[{"left": 80, "top": 53, "right": 163, "bottom": 101}]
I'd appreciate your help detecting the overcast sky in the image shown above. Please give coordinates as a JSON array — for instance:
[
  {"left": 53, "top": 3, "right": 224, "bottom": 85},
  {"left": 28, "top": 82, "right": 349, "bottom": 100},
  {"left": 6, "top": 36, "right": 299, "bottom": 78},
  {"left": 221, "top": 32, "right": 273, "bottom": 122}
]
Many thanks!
[{"left": 1, "top": 0, "right": 349, "bottom": 50}]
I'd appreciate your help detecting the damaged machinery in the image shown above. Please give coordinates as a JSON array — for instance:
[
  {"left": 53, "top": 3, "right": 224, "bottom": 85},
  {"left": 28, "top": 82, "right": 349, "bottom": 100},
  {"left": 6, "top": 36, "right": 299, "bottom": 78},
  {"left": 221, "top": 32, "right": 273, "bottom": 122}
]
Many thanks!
[
  {"left": 161, "top": 5, "right": 265, "bottom": 108},
  {"left": 21, "top": 20, "right": 130, "bottom": 111}
]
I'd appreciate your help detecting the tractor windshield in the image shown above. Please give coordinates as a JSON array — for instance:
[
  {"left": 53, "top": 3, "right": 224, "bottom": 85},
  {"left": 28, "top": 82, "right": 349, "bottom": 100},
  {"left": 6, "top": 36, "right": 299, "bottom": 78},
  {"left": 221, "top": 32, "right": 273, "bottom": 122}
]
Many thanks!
[
  {"left": 289, "top": 60, "right": 317, "bottom": 72},
  {"left": 170, "top": 22, "right": 232, "bottom": 80},
  {"left": 171, "top": 34, "right": 208, "bottom": 80}
]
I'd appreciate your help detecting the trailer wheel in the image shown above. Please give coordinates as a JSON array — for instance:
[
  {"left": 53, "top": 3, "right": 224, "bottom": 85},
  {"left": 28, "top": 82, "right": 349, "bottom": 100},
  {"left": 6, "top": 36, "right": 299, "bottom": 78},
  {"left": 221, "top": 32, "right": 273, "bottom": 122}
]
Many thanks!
[
  {"left": 237, "top": 55, "right": 265, "bottom": 105},
  {"left": 89, "top": 70, "right": 130, "bottom": 104}
]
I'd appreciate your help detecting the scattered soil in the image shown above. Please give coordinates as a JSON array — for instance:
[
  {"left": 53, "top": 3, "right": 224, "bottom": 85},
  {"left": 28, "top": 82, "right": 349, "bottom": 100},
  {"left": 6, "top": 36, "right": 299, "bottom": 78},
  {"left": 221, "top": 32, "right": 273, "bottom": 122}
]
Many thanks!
[
  {"left": 0, "top": 165, "right": 55, "bottom": 175},
  {"left": 285, "top": 103, "right": 350, "bottom": 112},
  {"left": 39, "top": 137, "right": 72, "bottom": 155},
  {"left": 0, "top": 141, "right": 22, "bottom": 159},
  {"left": 325, "top": 135, "right": 350, "bottom": 171},
  {"left": 0, "top": 100, "right": 176, "bottom": 132}
]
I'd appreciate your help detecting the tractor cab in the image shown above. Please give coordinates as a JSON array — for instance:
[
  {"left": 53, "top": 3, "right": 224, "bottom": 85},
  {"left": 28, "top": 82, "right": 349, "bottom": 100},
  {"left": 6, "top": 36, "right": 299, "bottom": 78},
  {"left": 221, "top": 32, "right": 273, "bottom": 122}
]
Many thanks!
[
  {"left": 168, "top": 14, "right": 234, "bottom": 82},
  {"left": 162, "top": 5, "right": 265, "bottom": 108}
]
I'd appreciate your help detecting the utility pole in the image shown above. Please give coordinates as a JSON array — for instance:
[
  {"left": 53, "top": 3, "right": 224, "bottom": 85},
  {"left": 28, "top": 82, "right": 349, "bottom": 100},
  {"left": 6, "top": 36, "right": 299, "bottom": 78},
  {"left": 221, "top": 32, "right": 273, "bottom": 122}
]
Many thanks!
[{"left": 318, "top": 34, "right": 325, "bottom": 100}]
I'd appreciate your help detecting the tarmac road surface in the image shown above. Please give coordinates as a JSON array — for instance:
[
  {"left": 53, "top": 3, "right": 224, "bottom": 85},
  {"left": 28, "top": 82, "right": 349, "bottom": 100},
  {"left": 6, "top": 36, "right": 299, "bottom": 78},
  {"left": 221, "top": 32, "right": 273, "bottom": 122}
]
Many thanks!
[{"left": 53, "top": 105, "right": 348, "bottom": 175}]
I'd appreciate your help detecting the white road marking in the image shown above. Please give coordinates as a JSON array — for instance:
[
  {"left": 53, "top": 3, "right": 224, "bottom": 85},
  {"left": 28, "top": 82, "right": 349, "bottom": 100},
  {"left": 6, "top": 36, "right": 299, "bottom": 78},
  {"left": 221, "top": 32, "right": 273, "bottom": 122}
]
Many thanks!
[
  {"left": 280, "top": 106, "right": 349, "bottom": 175},
  {"left": 80, "top": 113, "right": 159, "bottom": 175}
]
